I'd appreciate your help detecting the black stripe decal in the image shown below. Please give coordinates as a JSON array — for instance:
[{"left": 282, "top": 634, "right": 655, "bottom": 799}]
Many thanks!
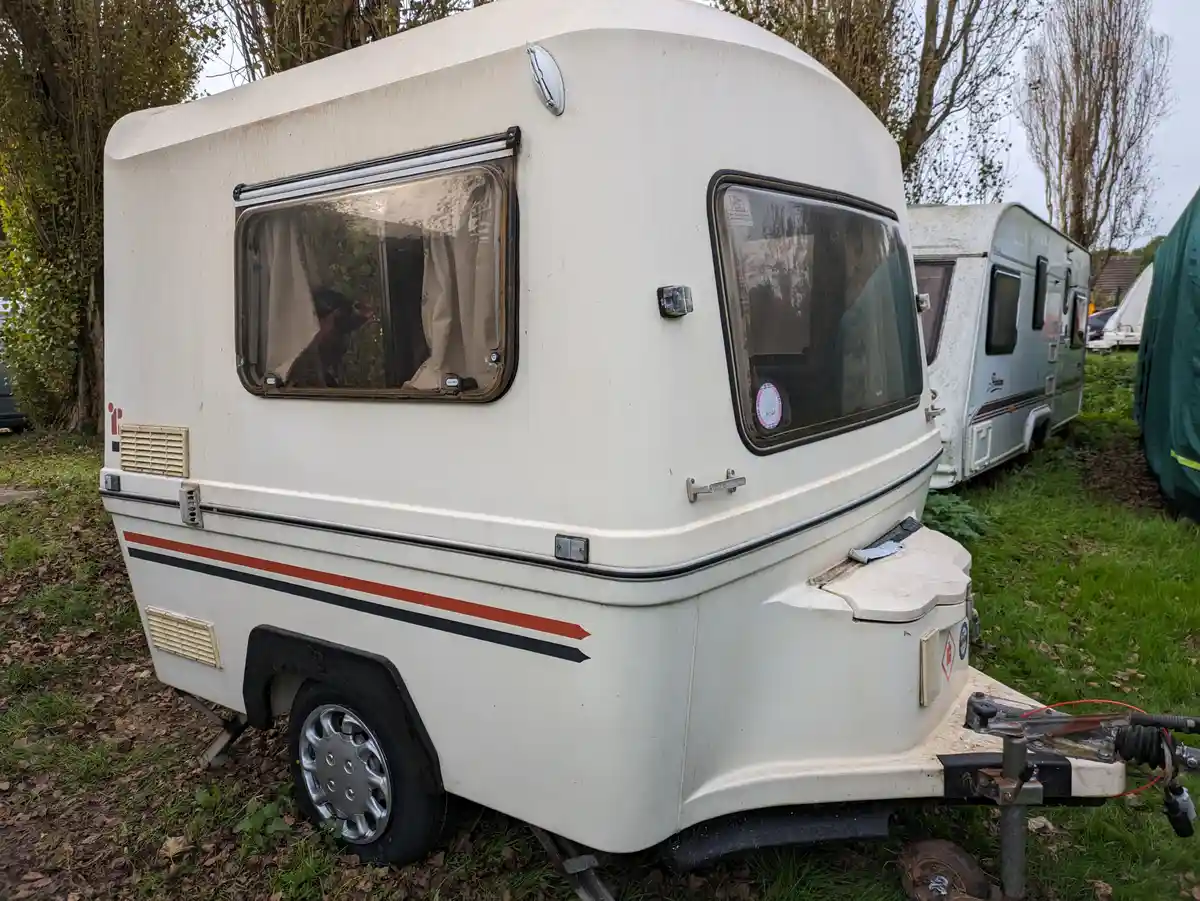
[
  {"left": 102, "top": 490, "right": 180, "bottom": 508},
  {"left": 975, "top": 389, "right": 1047, "bottom": 419},
  {"left": 971, "top": 396, "right": 1048, "bottom": 424},
  {"left": 128, "top": 547, "right": 588, "bottom": 663},
  {"left": 107, "top": 450, "right": 942, "bottom": 583}
]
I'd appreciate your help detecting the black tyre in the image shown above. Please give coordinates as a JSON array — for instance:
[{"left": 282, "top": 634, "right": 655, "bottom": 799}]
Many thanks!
[
  {"left": 898, "top": 839, "right": 991, "bottom": 900},
  {"left": 288, "top": 678, "right": 447, "bottom": 865},
  {"left": 1030, "top": 420, "right": 1050, "bottom": 452}
]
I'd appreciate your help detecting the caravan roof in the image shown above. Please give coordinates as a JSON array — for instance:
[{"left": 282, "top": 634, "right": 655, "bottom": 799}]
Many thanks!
[
  {"left": 107, "top": 0, "right": 841, "bottom": 160},
  {"left": 906, "top": 203, "right": 1087, "bottom": 260}
]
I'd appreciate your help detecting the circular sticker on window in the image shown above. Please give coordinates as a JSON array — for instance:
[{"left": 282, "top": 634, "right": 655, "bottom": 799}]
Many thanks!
[{"left": 755, "top": 381, "right": 783, "bottom": 431}]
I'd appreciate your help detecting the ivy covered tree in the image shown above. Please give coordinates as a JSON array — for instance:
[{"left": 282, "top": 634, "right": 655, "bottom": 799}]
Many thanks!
[{"left": 0, "top": 0, "right": 220, "bottom": 429}]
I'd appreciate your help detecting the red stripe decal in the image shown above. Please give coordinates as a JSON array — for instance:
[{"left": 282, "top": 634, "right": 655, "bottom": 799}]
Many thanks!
[{"left": 123, "top": 531, "right": 590, "bottom": 641}]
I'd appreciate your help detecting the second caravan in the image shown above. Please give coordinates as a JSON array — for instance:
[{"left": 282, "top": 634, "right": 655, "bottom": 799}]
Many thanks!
[
  {"left": 910, "top": 204, "right": 1090, "bottom": 489},
  {"left": 1088, "top": 262, "right": 1153, "bottom": 351}
]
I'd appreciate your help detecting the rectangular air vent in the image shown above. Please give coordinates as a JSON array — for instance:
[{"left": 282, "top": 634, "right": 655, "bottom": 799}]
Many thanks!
[
  {"left": 120, "top": 424, "right": 189, "bottom": 477},
  {"left": 144, "top": 607, "right": 221, "bottom": 668}
]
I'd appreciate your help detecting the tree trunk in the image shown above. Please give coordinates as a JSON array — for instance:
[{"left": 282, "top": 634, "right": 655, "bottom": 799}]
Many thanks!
[{"left": 67, "top": 269, "right": 104, "bottom": 434}]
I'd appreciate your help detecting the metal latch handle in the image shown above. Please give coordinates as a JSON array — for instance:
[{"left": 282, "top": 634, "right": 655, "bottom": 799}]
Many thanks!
[{"left": 686, "top": 469, "right": 746, "bottom": 503}]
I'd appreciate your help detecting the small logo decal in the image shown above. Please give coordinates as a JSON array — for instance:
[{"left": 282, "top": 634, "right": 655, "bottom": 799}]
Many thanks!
[
  {"left": 942, "top": 633, "right": 956, "bottom": 681},
  {"left": 987, "top": 373, "right": 1005, "bottom": 394},
  {"left": 755, "top": 381, "right": 783, "bottom": 431},
  {"left": 959, "top": 622, "right": 970, "bottom": 660}
]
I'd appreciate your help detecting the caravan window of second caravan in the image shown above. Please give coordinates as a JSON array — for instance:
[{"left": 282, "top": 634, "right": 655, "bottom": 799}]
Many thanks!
[
  {"left": 236, "top": 159, "right": 512, "bottom": 400},
  {"left": 711, "top": 178, "right": 924, "bottom": 451},
  {"left": 986, "top": 268, "right": 1020, "bottom": 355},
  {"left": 1032, "top": 256, "right": 1048, "bottom": 331},
  {"left": 914, "top": 260, "right": 954, "bottom": 364}
]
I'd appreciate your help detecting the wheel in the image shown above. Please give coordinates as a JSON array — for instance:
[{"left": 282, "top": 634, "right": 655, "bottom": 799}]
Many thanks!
[
  {"left": 288, "top": 679, "right": 447, "bottom": 865},
  {"left": 898, "top": 839, "right": 991, "bottom": 900}
]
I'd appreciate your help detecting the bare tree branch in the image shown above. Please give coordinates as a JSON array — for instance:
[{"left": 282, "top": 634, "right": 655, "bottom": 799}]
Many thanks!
[
  {"left": 215, "top": 0, "right": 488, "bottom": 81},
  {"left": 1020, "top": 0, "right": 1171, "bottom": 256},
  {"left": 718, "top": 0, "right": 1042, "bottom": 203}
]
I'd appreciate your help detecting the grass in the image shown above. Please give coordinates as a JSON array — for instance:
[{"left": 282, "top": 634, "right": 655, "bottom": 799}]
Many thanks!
[{"left": 1, "top": 355, "right": 1199, "bottom": 900}]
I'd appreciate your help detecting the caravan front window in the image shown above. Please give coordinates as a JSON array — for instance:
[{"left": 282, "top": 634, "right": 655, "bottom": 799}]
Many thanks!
[
  {"left": 236, "top": 160, "right": 513, "bottom": 400},
  {"left": 711, "top": 177, "right": 923, "bottom": 451}
]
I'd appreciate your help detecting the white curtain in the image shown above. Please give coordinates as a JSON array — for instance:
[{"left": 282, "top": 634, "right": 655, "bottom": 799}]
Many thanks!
[
  {"left": 403, "top": 172, "right": 498, "bottom": 392},
  {"left": 261, "top": 215, "right": 318, "bottom": 380}
]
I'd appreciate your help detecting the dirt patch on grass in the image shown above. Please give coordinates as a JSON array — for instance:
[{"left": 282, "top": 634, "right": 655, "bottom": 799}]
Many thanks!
[
  {"left": 0, "top": 488, "right": 39, "bottom": 506},
  {"left": 1068, "top": 419, "right": 1165, "bottom": 512}
]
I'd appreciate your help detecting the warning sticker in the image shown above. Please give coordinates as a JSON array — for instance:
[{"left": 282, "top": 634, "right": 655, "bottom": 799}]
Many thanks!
[
  {"left": 941, "top": 632, "right": 956, "bottom": 681},
  {"left": 724, "top": 191, "right": 754, "bottom": 228}
]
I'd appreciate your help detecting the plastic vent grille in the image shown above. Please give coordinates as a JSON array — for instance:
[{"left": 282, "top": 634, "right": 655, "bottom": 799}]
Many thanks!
[
  {"left": 144, "top": 607, "right": 221, "bottom": 668},
  {"left": 119, "top": 424, "right": 189, "bottom": 477}
]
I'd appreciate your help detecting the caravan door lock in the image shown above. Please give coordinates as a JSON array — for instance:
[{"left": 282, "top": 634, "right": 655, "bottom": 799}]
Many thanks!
[{"left": 686, "top": 469, "right": 746, "bottom": 503}]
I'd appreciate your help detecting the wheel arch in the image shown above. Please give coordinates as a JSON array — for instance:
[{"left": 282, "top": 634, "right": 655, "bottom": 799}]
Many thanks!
[
  {"left": 242, "top": 625, "right": 442, "bottom": 791},
  {"left": 1023, "top": 404, "right": 1053, "bottom": 451}
]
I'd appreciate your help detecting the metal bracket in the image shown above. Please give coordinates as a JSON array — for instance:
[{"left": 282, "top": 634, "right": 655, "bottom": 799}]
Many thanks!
[
  {"left": 686, "top": 469, "right": 746, "bottom": 503},
  {"left": 975, "top": 768, "right": 1044, "bottom": 806},
  {"left": 180, "top": 482, "right": 202, "bottom": 527}
]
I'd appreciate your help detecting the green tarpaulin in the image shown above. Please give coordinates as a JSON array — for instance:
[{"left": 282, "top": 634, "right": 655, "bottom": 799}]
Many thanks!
[{"left": 1134, "top": 185, "right": 1200, "bottom": 521}]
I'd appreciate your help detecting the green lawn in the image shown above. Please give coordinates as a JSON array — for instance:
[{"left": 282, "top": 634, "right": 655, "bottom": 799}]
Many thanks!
[{"left": 2, "top": 350, "right": 1198, "bottom": 900}]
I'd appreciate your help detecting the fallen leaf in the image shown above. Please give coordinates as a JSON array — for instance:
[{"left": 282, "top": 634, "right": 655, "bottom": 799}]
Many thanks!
[
  {"left": 159, "top": 835, "right": 190, "bottom": 859},
  {"left": 1028, "top": 816, "right": 1056, "bottom": 834},
  {"left": 0, "top": 781, "right": 9, "bottom": 791},
  {"left": 21, "top": 873, "right": 46, "bottom": 882},
  {"left": 1092, "top": 881, "right": 1114, "bottom": 901},
  {"left": 1192, "top": 888, "right": 1200, "bottom": 901}
]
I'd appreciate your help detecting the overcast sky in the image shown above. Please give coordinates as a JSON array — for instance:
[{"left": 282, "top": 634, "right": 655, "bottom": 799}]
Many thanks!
[
  {"left": 199, "top": 0, "right": 1197, "bottom": 242},
  {"left": 1004, "top": 0, "right": 1197, "bottom": 243}
]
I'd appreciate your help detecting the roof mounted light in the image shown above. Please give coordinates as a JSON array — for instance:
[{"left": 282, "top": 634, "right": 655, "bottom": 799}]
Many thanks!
[{"left": 527, "top": 44, "right": 565, "bottom": 117}]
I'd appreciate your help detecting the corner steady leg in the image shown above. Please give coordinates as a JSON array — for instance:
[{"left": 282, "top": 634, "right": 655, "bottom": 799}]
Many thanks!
[
  {"left": 530, "top": 825, "right": 618, "bottom": 901},
  {"left": 175, "top": 690, "right": 250, "bottom": 769}
]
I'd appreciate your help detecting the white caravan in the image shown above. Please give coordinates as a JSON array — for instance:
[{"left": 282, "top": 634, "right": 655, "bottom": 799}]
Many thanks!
[
  {"left": 100, "top": 0, "right": 1122, "bottom": 882},
  {"left": 1089, "top": 262, "right": 1152, "bottom": 351},
  {"left": 909, "top": 204, "right": 1091, "bottom": 490}
]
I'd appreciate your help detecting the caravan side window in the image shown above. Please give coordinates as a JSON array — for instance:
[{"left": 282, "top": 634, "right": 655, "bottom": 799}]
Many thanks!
[
  {"left": 1031, "top": 256, "right": 1048, "bottom": 331},
  {"left": 235, "top": 155, "right": 514, "bottom": 400},
  {"left": 710, "top": 177, "right": 924, "bottom": 451},
  {"left": 986, "top": 268, "right": 1020, "bottom": 356},
  {"left": 914, "top": 260, "right": 954, "bottom": 364}
]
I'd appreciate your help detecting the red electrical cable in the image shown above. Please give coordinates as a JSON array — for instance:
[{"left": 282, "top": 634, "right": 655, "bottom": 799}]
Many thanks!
[{"left": 1018, "top": 698, "right": 1167, "bottom": 798}]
